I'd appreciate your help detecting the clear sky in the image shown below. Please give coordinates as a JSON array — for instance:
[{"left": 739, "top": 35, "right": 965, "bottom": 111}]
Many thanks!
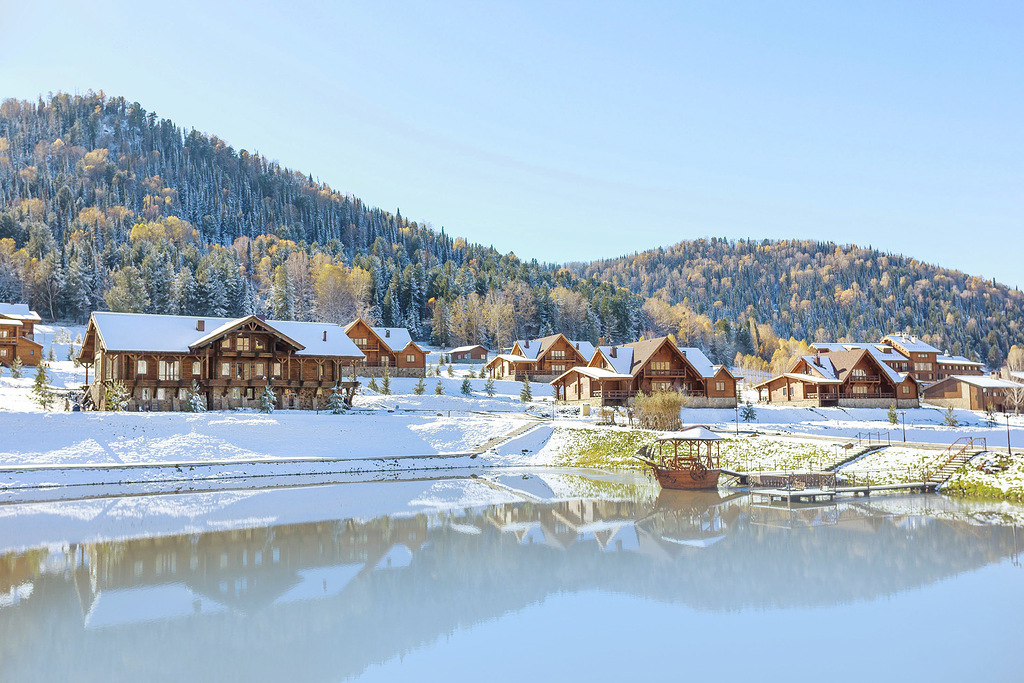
[{"left": 2, "top": 1, "right": 1022, "bottom": 285}]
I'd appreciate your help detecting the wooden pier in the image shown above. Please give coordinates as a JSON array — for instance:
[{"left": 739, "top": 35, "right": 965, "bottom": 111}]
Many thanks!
[{"left": 749, "top": 480, "right": 934, "bottom": 505}]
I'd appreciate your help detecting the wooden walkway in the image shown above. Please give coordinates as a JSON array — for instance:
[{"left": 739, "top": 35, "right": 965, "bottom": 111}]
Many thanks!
[{"left": 749, "top": 480, "right": 934, "bottom": 505}]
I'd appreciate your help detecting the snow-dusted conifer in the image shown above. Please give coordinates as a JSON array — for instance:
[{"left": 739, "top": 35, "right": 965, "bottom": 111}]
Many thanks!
[{"left": 259, "top": 383, "right": 276, "bottom": 413}]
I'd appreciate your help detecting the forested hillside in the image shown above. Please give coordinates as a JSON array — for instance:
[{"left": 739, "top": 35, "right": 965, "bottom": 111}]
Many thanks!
[{"left": 0, "top": 92, "right": 1020, "bottom": 368}]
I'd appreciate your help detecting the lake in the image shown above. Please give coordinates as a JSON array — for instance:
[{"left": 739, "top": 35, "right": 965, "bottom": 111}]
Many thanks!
[{"left": 1, "top": 470, "right": 1021, "bottom": 682}]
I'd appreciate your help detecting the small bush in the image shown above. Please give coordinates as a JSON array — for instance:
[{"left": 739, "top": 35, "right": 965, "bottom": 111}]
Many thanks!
[
  {"left": 413, "top": 377, "right": 426, "bottom": 395},
  {"left": 435, "top": 379, "right": 445, "bottom": 395},
  {"left": 943, "top": 405, "right": 959, "bottom": 427}
]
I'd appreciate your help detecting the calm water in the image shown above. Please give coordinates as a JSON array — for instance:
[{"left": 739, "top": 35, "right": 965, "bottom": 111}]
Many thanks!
[{"left": 1, "top": 472, "right": 1022, "bottom": 682}]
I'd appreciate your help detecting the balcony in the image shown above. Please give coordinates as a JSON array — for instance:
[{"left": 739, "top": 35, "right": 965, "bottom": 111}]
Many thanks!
[
  {"left": 839, "top": 392, "right": 895, "bottom": 399},
  {"left": 644, "top": 368, "right": 689, "bottom": 377},
  {"left": 848, "top": 374, "right": 880, "bottom": 383}
]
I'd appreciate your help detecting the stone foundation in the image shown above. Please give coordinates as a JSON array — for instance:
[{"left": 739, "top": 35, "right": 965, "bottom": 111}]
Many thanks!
[{"left": 357, "top": 366, "right": 425, "bottom": 378}]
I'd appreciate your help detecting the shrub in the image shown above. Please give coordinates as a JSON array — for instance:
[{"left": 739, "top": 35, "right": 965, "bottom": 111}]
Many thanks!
[
  {"left": 631, "top": 391, "right": 688, "bottom": 430},
  {"left": 367, "top": 375, "right": 380, "bottom": 392},
  {"left": 888, "top": 403, "right": 898, "bottom": 425},
  {"left": 104, "top": 380, "right": 130, "bottom": 411},
  {"left": 447, "top": 363, "right": 454, "bottom": 377},
  {"left": 413, "top": 377, "right": 426, "bottom": 395},
  {"left": 461, "top": 378, "right": 473, "bottom": 396},
  {"left": 10, "top": 356, "right": 23, "bottom": 378},
  {"left": 435, "top": 380, "right": 444, "bottom": 395},
  {"left": 520, "top": 377, "right": 532, "bottom": 402},
  {"left": 484, "top": 377, "right": 496, "bottom": 397},
  {"left": 31, "top": 363, "right": 54, "bottom": 410},
  {"left": 943, "top": 405, "right": 959, "bottom": 427}
]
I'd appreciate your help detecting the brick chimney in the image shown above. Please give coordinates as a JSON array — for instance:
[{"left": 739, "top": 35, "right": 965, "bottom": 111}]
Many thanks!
[
  {"left": 323, "top": 330, "right": 328, "bottom": 342},
  {"left": 385, "top": 329, "right": 390, "bottom": 338},
  {"left": 524, "top": 340, "right": 529, "bottom": 349},
  {"left": 610, "top": 347, "right": 617, "bottom": 358},
  {"left": 196, "top": 320, "right": 205, "bottom": 332}
]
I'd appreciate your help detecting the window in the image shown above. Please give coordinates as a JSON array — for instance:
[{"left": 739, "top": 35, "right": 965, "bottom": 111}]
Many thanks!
[
  {"left": 221, "top": 362, "right": 230, "bottom": 377},
  {"left": 137, "top": 360, "right": 148, "bottom": 375},
  {"left": 406, "top": 354, "right": 416, "bottom": 364},
  {"left": 141, "top": 387, "right": 151, "bottom": 401},
  {"left": 255, "top": 338, "right": 266, "bottom": 351},
  {"left": 353, "top": 337, "right": 368, "bottom": 347},
  {"left": 716, "top": 381, "right": 725, "bottom": 392},
  {"left": 782, "top": 387, "right": 788, "bottom": 397},
  {"left": 651, "top": 361, "right": 670, "bottom": 371},
  {"left": 551, "top": 364, "right": 566, "bottom": 373},
  {"left": 902, "top": 385, "right": 910, "bottom": 395},
  {"left": 851, "top": 368, "right": 866, "bottom": 378},
  {"left": 653, "top": 381, "right": 672, "bottom": 392},
  {"left": 255, "top": 362, "right": 265, "bottom": 379},
  {"left": 853, "top": 386, "right": 868, "bottom": 395},
  {"left": 156, "top": 388, "right": 166, "bottom": 400},
  {"left": 914, "top": 362, "right": 932, "bottom": 372},
  {"left": 192, "top": 361, "right": 201, "bottom": 376},
  {"left": 178, "top": 388, "right": 188, "bottom": 400},
  {"left": 551, "top": 349, "right": 565, "bottom": 360},
  {"left": 0, "top": 349, "right": 7, "bottom": 357},
  {"left": 237, "top": 337, "right": 250, "bottom": 352},
  {"left": 158, "top": 360, "right": 180, "bottom": 380},
  {"left": 272, "top": 362, "right": 282, "bottom": 378},
  {"left": 222, "top": 338, "right": 231, "bottom": 350},
  {"left": 0, "top": 330, "right": 7, "bottom": 337},
  {"left": 917, "top": 353, "right": 928, "bottom": 359},
  {"left": 231, "top": 388, "right": 240, "bottom": 399},
  {"left": 245, "top": 387, "right": 255, "bottom": 400}
]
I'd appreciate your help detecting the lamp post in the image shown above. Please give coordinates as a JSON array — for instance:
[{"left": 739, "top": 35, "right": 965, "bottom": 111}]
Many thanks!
[
  {"left": 900, "top": 411, "right": 906, "bottom": 443},
  {"left": 1007, "top": 415, "right": 1013, "bottom": 456}
]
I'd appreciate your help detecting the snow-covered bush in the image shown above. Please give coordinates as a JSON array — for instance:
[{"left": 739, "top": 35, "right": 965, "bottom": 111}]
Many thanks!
[
  {"left": 104, "top": 381, "right": 130, "bottom": 412},
  {"left": 327, "top": 385, "right": 347, "bottom": 414}
]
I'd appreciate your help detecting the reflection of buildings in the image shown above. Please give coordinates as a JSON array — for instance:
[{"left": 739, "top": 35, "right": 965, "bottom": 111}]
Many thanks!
[{"left": 0, "top": 493, "right": 1019, "bottom": 682}]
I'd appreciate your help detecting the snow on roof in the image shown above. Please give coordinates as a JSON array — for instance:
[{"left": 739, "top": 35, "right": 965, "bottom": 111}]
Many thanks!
[
  {"left": 90, "top": 312, "right": 364, "bottom": 358},
  {"left": 490, "top": 353, "right": 536, "bottom": 364},
  {"left": 813, "top": 342, "right": 908, "bottom": 363},
  {"left": 269, "top": 319, "right": 364, "bottom": 358},
  {"left": 947, "top": 375, "right": 1022, "bottom": 389},
  {"left": 885, "top": 333, "right": 940, "bottom": 354},
  {"left": 783, "top": 372, "right": 843, "bottom": 384},
  {"left": 657, "top": 426, "right": 723, "bottom": 441},
  {"left": 571, "top": 340, "right": 596, "bottom": 361},
  {"left": 596, "top": 346, "right": 634, "bottom": 375},
  {"left": 801, "top": 355, "right": 838, "bottom": 381},
  {"left": 678, "top": 347, "right": 716, "bottom": 378},
  {"left": 937, "top": 354, "right": 984, "bottom": 366},
  {"left": 371, "top": 326, "right": 413, "bottom": 352},
  {"left": 550, "top": 366, "right": 633, "bottom": 383},
  {"left": 449, "top": 345, "right": 487, "bottom": 354},
  {"left": 0, "top": 303, "right": 41, "bottom": 322}
]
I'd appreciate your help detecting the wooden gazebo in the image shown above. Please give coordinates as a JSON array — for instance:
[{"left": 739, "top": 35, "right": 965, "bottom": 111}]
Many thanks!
[{"left": 636, "top": 426, "right": 724, "bottom": 490}]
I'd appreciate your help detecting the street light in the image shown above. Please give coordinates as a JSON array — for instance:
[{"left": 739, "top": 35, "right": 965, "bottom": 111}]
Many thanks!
[
  {"left": 900, "top": 411, "right": 906, "bottom": 443},
  {"left": 1007, "top": 414, "right": 1013, "bottom": 457}
]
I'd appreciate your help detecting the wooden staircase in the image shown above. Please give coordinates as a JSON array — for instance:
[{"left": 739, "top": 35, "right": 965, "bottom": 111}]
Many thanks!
[
  {"left": 925, "top": 437, "right": 987, "bottom": 488},
  {"left": 825, "top": 444, "right": 886, "bottom": 472}
]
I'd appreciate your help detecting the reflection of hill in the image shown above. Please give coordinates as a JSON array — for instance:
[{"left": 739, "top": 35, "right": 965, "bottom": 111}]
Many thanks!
[{"left": 0, "top": 494, "right": 1018, "bottom": 682}]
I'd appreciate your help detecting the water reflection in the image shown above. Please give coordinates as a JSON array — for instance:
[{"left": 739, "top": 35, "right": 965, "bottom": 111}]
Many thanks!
[{"left": 0, "top": 481, "right": 1020, "bottom": 681}]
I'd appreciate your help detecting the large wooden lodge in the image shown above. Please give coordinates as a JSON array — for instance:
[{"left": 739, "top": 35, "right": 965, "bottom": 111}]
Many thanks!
[
  {"left": 550, "top": 337, "right": 738, "bottom": 408},
  {"left": 484, "top": 334, "right": 595, "bottom": 382},
  {"left": 0, "top": 303, "right": 43, "bottom": 367},
  {"left": 80, "top": 313, "right": 364, "bottom": 411},
  {"left": 343, "top": 317, "right": 427, "bottom": 377}
]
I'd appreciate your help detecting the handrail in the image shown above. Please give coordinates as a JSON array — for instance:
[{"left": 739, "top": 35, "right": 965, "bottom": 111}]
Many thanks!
[{"left": 923, "top": 437, "right": 987, "bottom": 481}]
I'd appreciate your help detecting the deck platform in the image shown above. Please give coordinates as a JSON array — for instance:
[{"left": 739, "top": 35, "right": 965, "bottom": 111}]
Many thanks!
[{"left": 750, "top": 487, "right": 836, "bottom": 504}]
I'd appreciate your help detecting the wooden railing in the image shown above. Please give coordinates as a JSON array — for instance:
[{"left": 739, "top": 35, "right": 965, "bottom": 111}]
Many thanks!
[
  {"left": 924, "top": 437, "right": 987, "bottom": 482},
  {"left": 644, "top": 368, "right": 690, "bottom": 377},
  {"left": 839, "top": 392, "right": 895, "bottom": 399}
]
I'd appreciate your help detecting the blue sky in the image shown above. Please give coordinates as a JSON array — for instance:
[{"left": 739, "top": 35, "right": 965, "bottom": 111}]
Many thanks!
[{"left": 3, "top": 1, "right": 1022, "bottom": 285}]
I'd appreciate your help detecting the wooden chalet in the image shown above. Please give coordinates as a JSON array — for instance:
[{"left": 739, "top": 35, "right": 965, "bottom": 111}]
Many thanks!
[
  {"left": 448, "top": 345, "right": 489, "bottom": 363},
  {"left": 343, "top": 317, "right": 426, "bottom": 377},
  {"left": 755, "top": 349, "right": 919, "bottom": 408},
  {"left": 0, "top": 303, "right": 43, "bottom": 367},
  {"left": 922, "top": 375, "right": 1021, "bottom": 412},
  {"left": 550, "top": 337, "right": 738, "bottom": 408},
  {"left": 484, "top": 334, "right": 595, "bottom": 382},
  {"left": 79, "top": 312, "right": 364, "bottom": 411},
  {"left": 817, "top": 337, "right": 984, "bottom": 383}
]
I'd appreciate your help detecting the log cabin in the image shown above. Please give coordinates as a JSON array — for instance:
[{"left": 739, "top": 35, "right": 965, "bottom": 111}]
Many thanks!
[
  {"left": 881, "top": 333, "right": 941, "bottom": 383},
  {"left": 815, "top": 339, "right": 984, "bottom": 382},
  {"left": 921, "top": 375, "right": 1021, "bottom": 412},
  {"left": 79, "top": 312, "right": 364, "bottom": 411},
  {"left": 484, "top": 334, "right": 595, "bottom": 382},
  {"left": 550, "top": 337, "right": 738, "bottom": 408},
  {"left": 0, "top": 303, "right": 43, "bottom": 367},
  {"left": 447, "top": 345, "right": 489, "bottom": 363},
  {"left": 755, "top": 348, "right": 920, "bottom": 408},
  {"left": 343, "top": 317, "right": 426, "bottom": 377}
]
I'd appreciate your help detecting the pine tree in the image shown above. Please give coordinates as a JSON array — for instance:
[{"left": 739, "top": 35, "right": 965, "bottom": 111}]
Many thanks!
[
  {"left": 435, "top": 379, "right": 444, "bottom": 395},
  {"left": 943, "top": 406, "right": 959, "bottom": 427},
  {"left": 413, "top": 376, "right": 426, "bottom": 395},
  {"left": 259, "top": 383, "right": 276, "bottom": 413},
  {"left": 461, "top": 378, "right": 472, "bottom": 396},
  {"left": 741, "top": 402, "right": 756, "bottom": 422},
  {"left": 380, "top": 363, "right": 392, "bottom": 395},
  {"left": 368, "top": 375, "right": 380, "bottom": 392},
  {"left": 887, "top": 403, "right": 898, "bottom": 425},
  {"left": 485, "top": 377, "right": 496, "bottom": 396},
  {"left": 328, "top": 384, "right": 347, "bottom": 414},
  {"left": 520, "top": 376, "right": 532, "bottom": 402},
  {"left": 10, "top": 356, "right": 23, "bottom": 379},
  {"left": 185, "top": 380, "right": 206, "bottom": 412},
  {"left": 447, "top": 363, "right": 454, "bottom": 377},
  {"left": 104, "top": 380, "right": 130, "bottom": 411},
  {"left": 47, "top": 346, "right": 55, "bottom": 362},
  {"left": 31, "top": 363, "right": 54, "bottom": 410}
]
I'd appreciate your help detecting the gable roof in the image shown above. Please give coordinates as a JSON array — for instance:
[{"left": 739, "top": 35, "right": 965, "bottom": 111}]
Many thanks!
[
  {"left": 449, "top": 345, "right": 488, "bottom": 354},
  {"left": 884, "top": 333, "right": 941, "bottom": 354},
  {"left": 371, "top": 326, "right": 413, "bottom": 353},
  {"left": 549, "top": 365, "right": 633, "bottom": 384},
  {"left": 190, "top": 315, "right": 305, "bottom": 351},
  {"left": 0, "top": 303, "right": 42, "bottom": 322},
  {"left": 936, "top": 354, "right": 984, "bottom": 367},
  {"left": 87, "top": 312, "right": 364, "bottom": 358},
  {"left": 593, "top": 346, "right": 635, "bottom": 376},
  {"left": 678, "top": 347, "right": 716, "bottom": 379},
  {"left": 825, "top": 348, "right": 905, "bottom": 385},
  {"left": 511, "top": 334, "right": 562, "bottom": 360},
  {"left": 942, "top": 375, "right": 1022, "bottom": 390}
]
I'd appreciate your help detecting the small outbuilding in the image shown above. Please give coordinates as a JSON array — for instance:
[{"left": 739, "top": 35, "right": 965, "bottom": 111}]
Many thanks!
[
  {"left": 922, "top": 375, "right": 1023, "bottom": 412},
  {"left": 448, "top": 345, "right": 489, "bottom": 363}
]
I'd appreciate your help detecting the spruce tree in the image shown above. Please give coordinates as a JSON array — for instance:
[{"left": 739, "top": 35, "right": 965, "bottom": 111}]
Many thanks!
[
  {"left": 887, "top": 403, "right": 898, "bottom": 425},
  {"left": 328, "top": 384, "right": 347, "bottom": 414},
  {"left": 10, "top": 356, "right": 23, "bottom": 379},
  {"left": 520, "top": 376, "right": 532, "bottom": 402},
  {"left": 435, "top": 379, "right": 444, "bottom": 395},
  {"left": 47, "top": 346, "right": 55, "bottom": 362},
  {"left": 368, "top": 375, "right": 380, "bottom": 392},
  {"left": 413, "top": 376, "right": 426, "bottom": 395},
  {"left": 943, "top": 406, "right": 959, "bottom": 427},
  {"left": 484, "top": 377, "right": 496, "bottom": 397},
  {"left": 447, "top": 363, "right": 454, "bottom": 377},
  {"left": 104, "top": 381, "right": 130, "bottom": 411},
  {"left": 461, "top": 378, "right": 472, "bottom": 396},
  {"left": 741, "top": 402, "right": 756, "bottom": 422},
  {"left": 31, "top": 363, "right": 54, "bottom": 410},
  {"left": 185, "top": 380, "right": 206, "bottom": 412},
  {"left": 380, "top": 363, "right": 392, "bottom": 395},
  {"left": 259, "top": 383, "right": 277, "bottom": 413}
]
